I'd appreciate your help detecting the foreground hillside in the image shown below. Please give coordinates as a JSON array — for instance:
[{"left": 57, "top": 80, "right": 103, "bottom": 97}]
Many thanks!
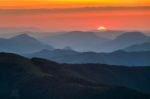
[{"left": 0, "top": 53, "right": 150, "bottom": 99}]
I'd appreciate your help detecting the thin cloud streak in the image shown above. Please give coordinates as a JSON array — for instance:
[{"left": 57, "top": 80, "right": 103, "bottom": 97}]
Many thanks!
[{"left": 0, "top": 6, "right": 150, "bottom": 14}]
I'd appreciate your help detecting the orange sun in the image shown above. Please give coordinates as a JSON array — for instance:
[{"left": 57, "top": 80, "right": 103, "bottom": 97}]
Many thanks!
[{"left": 97, "top": 26, "right": 107, "bottom": 31}]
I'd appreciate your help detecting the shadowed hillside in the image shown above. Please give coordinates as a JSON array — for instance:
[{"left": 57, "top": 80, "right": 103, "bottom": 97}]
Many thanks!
[{"left": 0, "top": 53, "right": 150, "bottom": 99}]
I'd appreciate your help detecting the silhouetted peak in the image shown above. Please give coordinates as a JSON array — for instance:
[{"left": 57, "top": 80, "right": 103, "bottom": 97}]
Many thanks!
[
  {"left": 117, "top": 32, "right": 147, "bottom": 40},
  {"left": 63, "top": 46, "right": 73, "bottom": 51},
  {"left": 10, "top": 34, "right": 36, "bottom": 41}
]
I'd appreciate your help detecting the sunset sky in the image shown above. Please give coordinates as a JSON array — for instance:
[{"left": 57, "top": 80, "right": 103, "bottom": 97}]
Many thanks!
[
  {"left": 0, "top": 0, "right": 150, "bottom": 8},
  {"left": 0, "top": 0, "right": 150, "bottom": 31}
]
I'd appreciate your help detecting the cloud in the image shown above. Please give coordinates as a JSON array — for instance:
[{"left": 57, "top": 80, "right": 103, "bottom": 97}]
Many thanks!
[{"left": 0, "top": 6, "right": 150, "bottom": 14}]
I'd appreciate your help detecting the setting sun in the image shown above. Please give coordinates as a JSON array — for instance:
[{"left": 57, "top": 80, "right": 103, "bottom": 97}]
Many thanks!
[{"left": 98, "top": 26, "right": 107, "bottom": 31}]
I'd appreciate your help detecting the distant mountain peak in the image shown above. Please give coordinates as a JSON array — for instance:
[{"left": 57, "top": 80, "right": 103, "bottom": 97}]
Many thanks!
[
  {"left": 11, "top": 33, "right": 33, "bottom": 39},
  {"left": 63, "top": 46, "right": 73, "bottom": 51},
  {"left": 117, "top": 32, "right": 146, "bottom": 38},
  {"left": 0, "top": 33, "right": 54, "bottom": 53},
  {"left": 115, "top": 32, "right": 149, "bottom": 41},
  {"left": 42, "top": 31, "right": 109, "bottom": 52},
  {"left": 10, "top": 34, "right": 39, "bottom": 42}
]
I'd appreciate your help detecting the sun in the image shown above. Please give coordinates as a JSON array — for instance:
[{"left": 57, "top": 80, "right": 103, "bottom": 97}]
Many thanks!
[{"left": 97, "top": 26, "right": 107, "bottom": 31}]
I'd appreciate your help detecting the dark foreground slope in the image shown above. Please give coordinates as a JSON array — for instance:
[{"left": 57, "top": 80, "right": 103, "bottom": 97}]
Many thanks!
[{"left": 0, "top": 53, "right": 150, "bottom": 99}]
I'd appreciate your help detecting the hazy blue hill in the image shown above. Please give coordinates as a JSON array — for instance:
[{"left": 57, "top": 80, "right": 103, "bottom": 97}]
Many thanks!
[
  {"left": 0, "top": 34, "right": 54, "bottom": 53},
  {"left": 26, "top": 49, "right": 150, "bottom": 66},
  {"left": 10, "top": 33, "right": 40, "bottom": 42},
  {"left": 94, "top": 32, "right": 150, "bottom": 52},
  {"left": 124, "top": 42, "right": 150, "bottom": 52},
  {"left": 63, "top": 46, "right": 73, "bottom": 50},
  {"left": 41, "top": 31, "right": 110, "bottom": 52},
  {"left": 94, "top": 30, "right": 125, "bottom": 39},
  {"left": 29, "top": 49, "right": 78, "bottom": 58},
  {"left": 0, "top": 53, "right": 149, "bottom": 99}
]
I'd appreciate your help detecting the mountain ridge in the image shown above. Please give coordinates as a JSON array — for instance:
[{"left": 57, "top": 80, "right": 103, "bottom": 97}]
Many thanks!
[
  {"left": 26, "top": 49, "right": 150, "bottom": 66},
  {"left": 0, "top": 52, "right": 150, "bottom": 99},
  {"left": 124, "top": 42, "right": 150, "bottom": 52},
  {"left": 0, "top": 34, "right": 54, "bottom": 53},
  {"left": 41, "top": 31, "right": 110, "bottom": 52},
  {"left": 94, "top": 32, "right": 150, "bottom": 52}
]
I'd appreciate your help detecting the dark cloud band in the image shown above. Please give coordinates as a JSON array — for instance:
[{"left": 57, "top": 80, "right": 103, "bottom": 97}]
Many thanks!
[{"left": 0, "top": 6, "right": 150, "bottom": 14}]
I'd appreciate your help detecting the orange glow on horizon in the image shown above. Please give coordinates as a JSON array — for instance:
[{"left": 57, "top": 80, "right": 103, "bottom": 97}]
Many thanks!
[
  {"left": 0, "top": 9, "right": 149, "bottom": 31},
  {"left": 0, "top": 0, "right": 149, "bottom": 31}
]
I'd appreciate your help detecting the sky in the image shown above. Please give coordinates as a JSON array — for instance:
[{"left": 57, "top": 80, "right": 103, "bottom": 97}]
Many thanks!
[
  {"left": 0, "top": 0, "right": 150, "bottom": 31},
  {"left": 0, "top": 0, "right": 150, "bottom": 9}
]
